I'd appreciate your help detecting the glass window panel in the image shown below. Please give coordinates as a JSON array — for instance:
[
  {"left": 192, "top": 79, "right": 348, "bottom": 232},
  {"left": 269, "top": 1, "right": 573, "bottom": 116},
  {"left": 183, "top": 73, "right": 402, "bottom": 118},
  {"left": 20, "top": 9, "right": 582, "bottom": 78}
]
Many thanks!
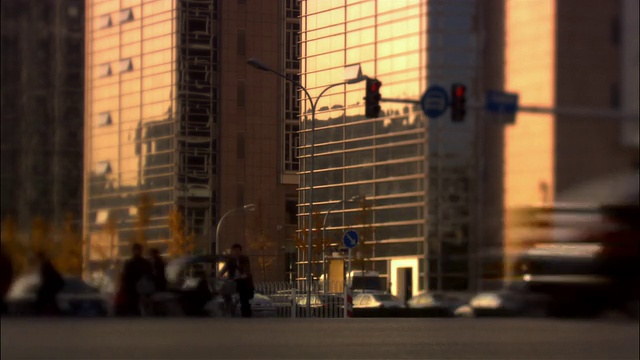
[
  {"left": 95, "top": 161, "right": 112, "bottom": 175},
  {"left": 143, "top": 35, "right": 172, "bottom": 54},
  {"left": 143, "top": 9, "right": 173, "bottom": 26},
  {"left": 142, "top": 86, "right": 172, "bottom": 105},
  {"left": 143, "top": 0, "right": 173, "bottom": 17},
  {"left": 93, "top": 48, "right": 119, "bottom": 66},
  {"left": 122, "top": 29, "right": 142, "bottom": 45},
  {"left": 121, "top": 78, "right": 141, "bottom": 95},
  {"left": 119, "top": 58, "right": 133, "bottom": 73},
  {"left": 142, "top": 102, "right": 170, "bottom": 120},
  {"left": 120, "top": 8, "right": 134, "bottom": 23},
  {"left": 142, "top": 72, "right": 171, "bottom": 90},
  {"left": 93, "top": 83, "right": 119, "bottom": 100},
  {"left": 121, "top": 93, "right": 141, "bottom": 108},
  {"left": 93, "top": 97, "right": 119, "bottom": 114},
  {"left": 142, "top": 50, "right": 172, "bottom": 68},
  {"left": 98, "top": 14, "right": 112, "bottom": 29},
  {"left": 143, "top": 20, "right": 172, "bottom": 39},
  {"left": 96, "top": 63, "right": 112, "bottom": 78},
  {"left": 93, "top": 0, "right": 120, "bottom": 16},
  {"left": 94, "top": 34, "right": 120, "bottom": 52},
  {"left": 97, "top": 112, "right": 112, "bottom": 126},
  {"left": 121, "top": 107, "right": 141, "bottom": 122},
  {"left": 142, "top": 63, "right": 172, "bottom": 77}
]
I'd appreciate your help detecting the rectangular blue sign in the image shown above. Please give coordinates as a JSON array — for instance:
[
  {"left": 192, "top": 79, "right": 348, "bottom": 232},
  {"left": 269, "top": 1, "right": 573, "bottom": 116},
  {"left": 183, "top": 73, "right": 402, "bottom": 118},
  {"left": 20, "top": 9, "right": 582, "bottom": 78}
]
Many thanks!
[{"left": 486, "top": 90, "right": 519, "bottom": 114}]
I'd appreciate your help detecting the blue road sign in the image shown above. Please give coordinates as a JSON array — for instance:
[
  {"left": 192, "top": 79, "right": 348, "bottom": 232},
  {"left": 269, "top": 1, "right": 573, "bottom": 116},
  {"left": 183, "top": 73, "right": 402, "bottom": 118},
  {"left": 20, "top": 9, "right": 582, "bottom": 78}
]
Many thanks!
[
  {"left": 421, "top": 85, "right": 449, "bottom": 119},
  {"left": 486, "top": 90, "right": 519, "bottom": 114},
  {"left": 343, "top": 230, "right": 359, "bottom": 249}
]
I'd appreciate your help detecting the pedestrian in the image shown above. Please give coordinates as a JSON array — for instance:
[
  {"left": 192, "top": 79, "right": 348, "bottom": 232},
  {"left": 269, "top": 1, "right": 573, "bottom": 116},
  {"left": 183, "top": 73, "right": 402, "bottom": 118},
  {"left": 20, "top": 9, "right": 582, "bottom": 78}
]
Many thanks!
[
  {"left": 219, "top": 243, "right": 254, "bottom": 317},
  {"left": 35, "top": 252, "right": 64, "bottom": 316},
  {"left": 0, "top": 244, "right": 14, "bottom": 315},
  {"left": 149, "top": 248, "right": 167, "bottom": 292},
  {"left": 149, "top": 248, "right": 167, "bottom": 315},
  {"left": 121, "top": 243, "right": 153, "bottom": 316}
]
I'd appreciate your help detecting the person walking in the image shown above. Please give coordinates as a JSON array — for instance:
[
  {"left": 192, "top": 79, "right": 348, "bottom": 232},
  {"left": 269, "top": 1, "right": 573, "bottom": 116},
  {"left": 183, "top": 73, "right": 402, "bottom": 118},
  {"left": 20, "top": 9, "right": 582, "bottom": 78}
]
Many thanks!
[
  {"left": 35, "top": 252, "right": 64, "bottom": 316},
  {"left": 219, "top": 244, "right": 254, "bottom": 317},
  {"left": 149, "top": 248, "right": 167, "bottom": 315},
  {"left": 121, "top": 243, "right": 153, "bottom": 316}
]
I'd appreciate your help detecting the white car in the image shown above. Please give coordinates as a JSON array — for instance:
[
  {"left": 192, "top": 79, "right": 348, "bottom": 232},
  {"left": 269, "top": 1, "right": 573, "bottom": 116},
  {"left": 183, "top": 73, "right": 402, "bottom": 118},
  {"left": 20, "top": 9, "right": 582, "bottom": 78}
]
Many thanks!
[
  {"left": 353, "top": 293, "right": 404, "bottom": 309},
  {"left": 7, "top": 273, "right": 109, "bottom": 317}
]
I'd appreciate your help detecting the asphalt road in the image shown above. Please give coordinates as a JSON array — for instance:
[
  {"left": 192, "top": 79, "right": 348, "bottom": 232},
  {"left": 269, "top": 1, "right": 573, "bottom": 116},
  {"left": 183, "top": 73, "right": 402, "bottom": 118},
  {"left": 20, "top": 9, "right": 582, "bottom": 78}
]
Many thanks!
[{"left": 1, "top": 317, "right": 638, "bottom": 360}]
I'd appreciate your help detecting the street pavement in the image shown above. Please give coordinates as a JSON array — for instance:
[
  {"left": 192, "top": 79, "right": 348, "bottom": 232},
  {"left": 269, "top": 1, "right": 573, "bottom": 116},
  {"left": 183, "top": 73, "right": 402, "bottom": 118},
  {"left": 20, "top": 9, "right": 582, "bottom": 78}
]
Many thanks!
[{"left": 1, "top": 317, "right": 638, "bottom": 359}]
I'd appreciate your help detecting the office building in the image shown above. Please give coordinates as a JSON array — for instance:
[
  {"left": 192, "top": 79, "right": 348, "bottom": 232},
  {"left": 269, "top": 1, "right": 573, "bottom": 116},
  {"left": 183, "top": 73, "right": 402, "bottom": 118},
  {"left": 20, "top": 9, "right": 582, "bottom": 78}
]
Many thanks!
[
  {"left": 83, "top": 0, "right": 299, "bottom": 281},
  {"left": 299, "top": 0, "right": 637, "bottom": 298},
  {"left": 1, "top": 0, "right": 85, "bottom": 233}
]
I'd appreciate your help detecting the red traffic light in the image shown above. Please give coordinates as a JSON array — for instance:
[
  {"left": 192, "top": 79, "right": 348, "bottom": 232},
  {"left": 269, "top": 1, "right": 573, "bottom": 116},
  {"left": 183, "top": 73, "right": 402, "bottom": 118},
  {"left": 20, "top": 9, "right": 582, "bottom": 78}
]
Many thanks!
[
  {"left": 369, "top": 80, "right": 381, "bottom": 92},
  {"left": 454, "top": 85, "right": 465, "bottom": 98}
]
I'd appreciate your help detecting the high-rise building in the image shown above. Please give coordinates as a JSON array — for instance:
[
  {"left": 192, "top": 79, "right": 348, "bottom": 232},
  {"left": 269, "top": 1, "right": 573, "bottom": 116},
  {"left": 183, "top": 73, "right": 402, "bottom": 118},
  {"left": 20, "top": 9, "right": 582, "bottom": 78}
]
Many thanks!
[
  {"left": 83, "top": 0, "right": 299, "bottom": 282},
  {"left": 1, "top": 0, "right": 85, "bottom": 232},
  {"left": 299, "top": 0, "right": 638, "bottom": 298}
]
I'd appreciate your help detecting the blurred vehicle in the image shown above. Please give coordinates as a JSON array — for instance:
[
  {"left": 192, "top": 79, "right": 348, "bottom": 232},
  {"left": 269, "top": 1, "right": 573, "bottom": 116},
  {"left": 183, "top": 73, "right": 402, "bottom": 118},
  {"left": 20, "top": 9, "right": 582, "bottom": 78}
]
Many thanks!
[
  {"left": 407, "top": 292, "right": 468, "bottom": 316},
  {"left": 206, "top": 292, "right": 276, "bottom": 317},
  {"left": 6, "top": 274, "right": 108, "bottom": 317},
  {"left": 468, "top": 291, "right": 525, "bottom": 317},
  {"left": 353, "top": 293, "right": 404, "bottom": 309},
  {"left": 513, "top": 203, "right": 639, "bottom": 317},
  {"left": 319, "top": 270, "right": 387, "bottom": 295}
]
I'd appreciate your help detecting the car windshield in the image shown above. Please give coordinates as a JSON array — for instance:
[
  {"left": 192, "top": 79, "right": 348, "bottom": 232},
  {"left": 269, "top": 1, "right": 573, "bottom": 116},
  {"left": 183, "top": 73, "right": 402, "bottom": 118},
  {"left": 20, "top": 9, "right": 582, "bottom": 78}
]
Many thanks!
[
  {"left": 374, "top": 294, "right": 397, "bottom": 301},
  {"left": 351, "top": 277, "right": 384, "bottom": 291}
]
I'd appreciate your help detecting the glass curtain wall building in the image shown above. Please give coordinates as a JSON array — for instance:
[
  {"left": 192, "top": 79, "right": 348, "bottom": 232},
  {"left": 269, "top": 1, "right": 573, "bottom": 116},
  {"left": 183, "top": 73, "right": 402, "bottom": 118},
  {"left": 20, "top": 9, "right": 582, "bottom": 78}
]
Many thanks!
[
  {"left": 298, "top": 0, "right": 487, "bottom": 296},
  {"left": 84, "top": 1, "right": 216, "bottom": 267}
]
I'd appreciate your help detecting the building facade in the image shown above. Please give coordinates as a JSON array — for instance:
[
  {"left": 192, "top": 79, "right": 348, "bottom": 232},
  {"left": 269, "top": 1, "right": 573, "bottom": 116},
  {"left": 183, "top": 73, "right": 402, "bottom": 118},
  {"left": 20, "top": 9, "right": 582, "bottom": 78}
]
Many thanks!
[
  {"left": 83, "top": 0, "right": 298, "bottom": 282},
  {"left": 299, "top": 0, "right": 637, "bottom": 298},
  {"left": 1, "top": 0, "right": 85, "bottom": 232}
]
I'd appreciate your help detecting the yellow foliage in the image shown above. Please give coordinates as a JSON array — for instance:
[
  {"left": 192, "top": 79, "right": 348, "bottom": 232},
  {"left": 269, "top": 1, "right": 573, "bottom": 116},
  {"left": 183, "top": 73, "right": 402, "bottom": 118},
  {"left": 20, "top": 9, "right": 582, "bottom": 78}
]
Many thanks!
[
  {"left": 2, "top": 216, "right": 29, "bottom": 275},
  {"left": 167, "top": 209, "right": 195, "bottom": 258},
  {"left": 135, "top": 192, "right": 154, "bottom": 247}
]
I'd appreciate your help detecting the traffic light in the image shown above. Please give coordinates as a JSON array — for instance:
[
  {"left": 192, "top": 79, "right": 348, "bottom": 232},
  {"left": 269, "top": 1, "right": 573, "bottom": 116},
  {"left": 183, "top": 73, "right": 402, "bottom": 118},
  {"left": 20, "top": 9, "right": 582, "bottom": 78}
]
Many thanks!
[
  {"left": 365, "top": 78, "right": 382, "bottom": 118},
  {"left": 450, "top": 83, "right": 467, "bottom": 122}
]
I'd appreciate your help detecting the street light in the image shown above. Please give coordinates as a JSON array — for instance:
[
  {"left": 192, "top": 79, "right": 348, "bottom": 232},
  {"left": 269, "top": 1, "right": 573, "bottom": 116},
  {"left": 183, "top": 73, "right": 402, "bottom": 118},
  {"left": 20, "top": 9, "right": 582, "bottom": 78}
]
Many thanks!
[
  {"left": 213, "top": 203, "right": 256, "bottom": 257},
  {"left": 248, "top": 58, "right": 367, "bottom": 314},
  {"left": 320, "top": 195, "right": 365, "bottom": 296}
]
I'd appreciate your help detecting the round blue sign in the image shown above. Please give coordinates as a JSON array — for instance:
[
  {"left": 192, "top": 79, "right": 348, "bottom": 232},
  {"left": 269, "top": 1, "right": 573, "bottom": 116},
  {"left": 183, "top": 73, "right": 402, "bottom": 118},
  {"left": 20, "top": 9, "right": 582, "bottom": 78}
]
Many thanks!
[
  {"left": 343, "top": 230, "right": 359, "bottom": 249},
  {"left": 421, "top": 85, "right": 449, "bottom": 119}
]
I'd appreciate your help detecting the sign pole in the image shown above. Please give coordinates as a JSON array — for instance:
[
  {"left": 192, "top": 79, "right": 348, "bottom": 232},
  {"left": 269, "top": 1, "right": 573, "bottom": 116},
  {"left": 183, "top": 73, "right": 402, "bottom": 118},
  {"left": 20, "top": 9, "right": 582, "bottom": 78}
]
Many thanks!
[{"left": 344, "top": 248, "right": 352, "bottom": 318}]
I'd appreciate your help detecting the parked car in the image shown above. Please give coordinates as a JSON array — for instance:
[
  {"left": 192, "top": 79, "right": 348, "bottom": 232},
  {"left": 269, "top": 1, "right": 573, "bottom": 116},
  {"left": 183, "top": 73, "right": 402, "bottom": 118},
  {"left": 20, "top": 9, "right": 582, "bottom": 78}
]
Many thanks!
[
  {"left": 353, "top": 293, "right": 404, "bottom": 309},
  {"left": 468, "top": 291, "right": 525, "bottom": 317},
  {"left": 407, "top": 292, "right": 467, "bottom": 316},
  {"left": 6, "top": 274, "right": 108, "bottom": 317}
]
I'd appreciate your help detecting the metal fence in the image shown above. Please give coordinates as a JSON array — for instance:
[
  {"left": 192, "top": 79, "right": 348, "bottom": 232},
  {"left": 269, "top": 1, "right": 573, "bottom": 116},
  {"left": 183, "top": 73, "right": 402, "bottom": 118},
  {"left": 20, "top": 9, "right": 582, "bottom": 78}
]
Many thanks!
[{"left": 255, "top": 281, "right": 348, "bottom": 318}]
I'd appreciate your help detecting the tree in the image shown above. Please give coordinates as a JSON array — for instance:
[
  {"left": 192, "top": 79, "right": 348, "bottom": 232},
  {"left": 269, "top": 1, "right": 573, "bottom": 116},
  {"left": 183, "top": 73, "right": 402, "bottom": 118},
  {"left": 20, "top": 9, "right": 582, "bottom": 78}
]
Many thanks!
[
  {"left": 167, "top": 209, "right": 195, "bottom": 258},
  {"left": 134, "top": 192, "right": 154, "bottom": 247},
  {"left": 54, "top": 213, "right": 83, "bottom": 276},
  {"left": 247, "top": 201, "right": 276, "bottom": 282}
]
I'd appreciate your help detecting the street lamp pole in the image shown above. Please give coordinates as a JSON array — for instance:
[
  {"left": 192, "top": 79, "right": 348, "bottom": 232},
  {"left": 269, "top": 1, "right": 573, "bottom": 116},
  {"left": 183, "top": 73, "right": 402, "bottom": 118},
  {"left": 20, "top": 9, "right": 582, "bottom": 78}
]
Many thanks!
[
  {"left": 213, "top": 203, "right": 256, "bottom": 257},
  {"left": 320, "top": 195, "right": 365, "bottom": 296},
  {"left": 247, "top": 58, "right": 366, "bottom": 315}
]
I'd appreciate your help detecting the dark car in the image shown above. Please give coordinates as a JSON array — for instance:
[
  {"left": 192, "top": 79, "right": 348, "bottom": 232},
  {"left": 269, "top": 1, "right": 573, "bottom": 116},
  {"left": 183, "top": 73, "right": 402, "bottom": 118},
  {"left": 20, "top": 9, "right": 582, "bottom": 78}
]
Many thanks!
[
  {"left": 407, "top": 292, "right": 468, "bottom": 316},
  {"left": 7, "top": 274, "right": 108, "bottom": 317}
]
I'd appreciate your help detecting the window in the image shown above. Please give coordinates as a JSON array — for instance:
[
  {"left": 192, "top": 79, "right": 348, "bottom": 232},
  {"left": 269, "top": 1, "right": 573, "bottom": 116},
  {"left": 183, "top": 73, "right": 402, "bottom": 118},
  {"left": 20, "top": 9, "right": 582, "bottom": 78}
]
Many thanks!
[
  {"left": 95, "top": 161, "right": 112, "bottom": 175},
  {"left": 237, "top": 29, "right": 246, "bottom": 56},
  {"left": 119, "top": 58, "right": 133, "bottom": 73},
  {"left": 284, "top": 121, "right": 299, "bottom": 172},
  {"left": 120, "top": 8, "right": 134, "bottom": 23},
  {"left": 237, "top": 80, "right": 245, "bottom": 107},
  {"left": 98, "top": 14, "right": 112, "bottom": 29},
  {"left": 97, "top": 63, "right": 112, "bottom": 77},
  {"left": 97, "top": 112, "right": 112, "bottom": 126}
]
